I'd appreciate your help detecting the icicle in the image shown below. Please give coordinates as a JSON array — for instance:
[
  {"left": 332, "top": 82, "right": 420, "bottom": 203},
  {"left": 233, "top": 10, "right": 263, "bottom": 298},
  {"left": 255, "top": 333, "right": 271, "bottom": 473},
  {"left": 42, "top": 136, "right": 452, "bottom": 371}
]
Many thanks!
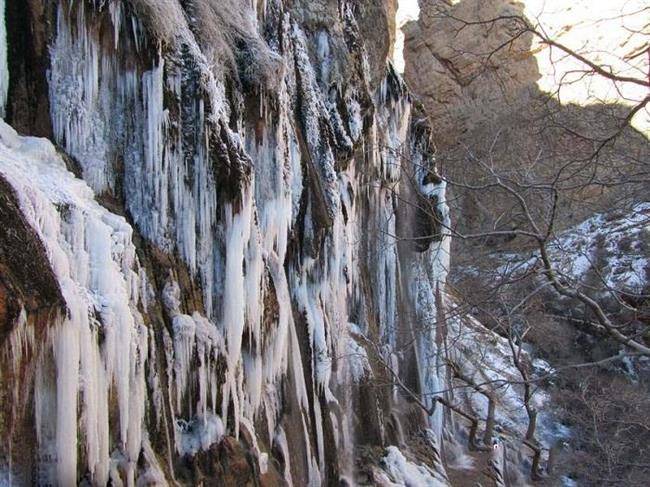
[
  {"left": 220, "top": 194, "right": 253, "bottom": 433},
  {"left": 244, "top": 222, "right": 264, "bottom": 351},
  {"left": 108, "top": 0, "right": 122, "bottom": 50},
  {"left": 48, "top": 2, "right": 112, "bottom": 192},
  {"left": 53, "top": 319, "right": 80, "bottom": 486},
  {"left": 273, "top": 428, "right": 293, "bottom": 487},
  {"left": 0, "top": 119, "right": 149, "bottom": 485},
  {"left": 6, "top": 308, "right": 34, "bottom": 374},
  {"left": 171, "top": 314, "right": 197, "bottom": 414}
]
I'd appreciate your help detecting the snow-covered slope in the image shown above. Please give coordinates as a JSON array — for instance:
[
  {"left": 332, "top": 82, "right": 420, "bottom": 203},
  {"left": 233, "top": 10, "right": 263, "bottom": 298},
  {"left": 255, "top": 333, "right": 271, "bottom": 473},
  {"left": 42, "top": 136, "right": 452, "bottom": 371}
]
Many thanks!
[
  {"left": 497, "top": 203, "right": 650, "bottom": 295},
  {"left": 546, "top": 203, "right": 649, "bottom": 293}
]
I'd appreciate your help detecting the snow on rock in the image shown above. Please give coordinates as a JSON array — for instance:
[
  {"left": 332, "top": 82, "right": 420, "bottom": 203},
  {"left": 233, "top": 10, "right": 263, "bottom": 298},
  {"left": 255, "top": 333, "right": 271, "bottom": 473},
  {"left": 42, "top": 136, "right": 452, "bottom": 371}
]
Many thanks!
[
  {"left": 445, "top": 295, "right": 552, "bottom": 440},
  {"left": 136, "top": 438, "right": 169, "bottom": 487},
  {"left": 161, "top": 275, "right": 226, "bottom": 453},
  {"left": 381, "top": 446, "right": 448, "bottom": 487},
  {"left": 289, "top": 23, "right": 340, "bottom": 223},
  {"left": 175, "top": 413, "right": 225, "bottom": 457},
  {"left": 0, "top": 119, "right": 149, "bottom": 485},
  {"left": 549, "top": 203, "right": 650, "bottom": 292},
  {"left": 497, "top": 203, "right": 650, "bottom": 294},
  {"left": 346, "top": 324, "right": 372, "bottom": 383}
]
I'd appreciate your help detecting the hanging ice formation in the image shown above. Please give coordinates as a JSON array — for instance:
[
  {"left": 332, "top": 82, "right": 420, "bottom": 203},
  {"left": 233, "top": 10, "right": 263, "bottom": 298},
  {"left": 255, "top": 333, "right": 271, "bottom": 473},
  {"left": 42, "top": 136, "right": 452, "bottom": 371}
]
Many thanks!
[{"left": 0, "top": 1, "right": 463, "bottom": 485}]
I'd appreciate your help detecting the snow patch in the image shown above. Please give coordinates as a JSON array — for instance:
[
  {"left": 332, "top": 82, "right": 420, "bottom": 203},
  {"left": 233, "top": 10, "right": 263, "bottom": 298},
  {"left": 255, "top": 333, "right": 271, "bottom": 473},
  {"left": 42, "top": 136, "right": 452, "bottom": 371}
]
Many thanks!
[
  {"left": 346, "top": 328, "right": 372, "bottom": 383},
  {"left": 382, "top": 446, "right": 448, "bottom": 487},
  {"left": 175, "top": 414, "right": 225, "bottom": 457}
]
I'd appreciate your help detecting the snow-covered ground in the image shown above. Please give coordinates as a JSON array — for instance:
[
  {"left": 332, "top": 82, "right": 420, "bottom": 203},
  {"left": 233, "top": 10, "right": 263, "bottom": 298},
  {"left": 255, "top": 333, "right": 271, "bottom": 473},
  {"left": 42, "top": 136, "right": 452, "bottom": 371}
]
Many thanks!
[
  {"left": 444, "top": 297, "right": 552, "bottom": 438},
  {"left": 496, "top": 203, "right": 650, "bottom": 295},
  {"left": 549, "top": 203, "right": 649, "bottom": 292}
]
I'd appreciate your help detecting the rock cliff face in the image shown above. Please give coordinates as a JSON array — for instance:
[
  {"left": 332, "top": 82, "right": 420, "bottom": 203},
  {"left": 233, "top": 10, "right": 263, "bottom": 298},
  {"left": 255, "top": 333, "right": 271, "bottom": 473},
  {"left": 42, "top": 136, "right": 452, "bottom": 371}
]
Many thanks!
[
  {"left": 405, "top": 3, "right": 650, "bottom": 485},
  {"left": 0, "top": 1, "right": 464, "bottom": 485},
  {"left": 0, "top": 0, "right": 581, "bottom": 484},
  {"left": 404, "top": 0, "right": 538, "bottom": 148},
  {"left": 404, "top": 0, "right": 649, "bottom": 241}
]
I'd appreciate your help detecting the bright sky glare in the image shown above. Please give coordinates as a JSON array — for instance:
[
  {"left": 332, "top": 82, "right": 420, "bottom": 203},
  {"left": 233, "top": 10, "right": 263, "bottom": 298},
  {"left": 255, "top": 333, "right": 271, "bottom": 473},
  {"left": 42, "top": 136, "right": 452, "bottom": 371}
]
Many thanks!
[
  {"left": 394, "top": 0, "right": 420, "bottom": 72},
  {"left": 394, "top": 0, "right": 648, "bottom": 133}
]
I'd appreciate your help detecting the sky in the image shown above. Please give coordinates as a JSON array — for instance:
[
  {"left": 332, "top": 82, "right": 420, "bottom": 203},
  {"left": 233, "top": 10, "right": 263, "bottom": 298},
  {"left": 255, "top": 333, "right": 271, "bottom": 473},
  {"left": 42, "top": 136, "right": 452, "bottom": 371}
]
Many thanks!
[
  {"left": 525, "top": 0, "right": 648, "bottom": 132},
  {"left": 393, "top": 0, "right": 420, "bottom": 72},
  {"left": 394, "top": 0, "right": 648, "bottom": 133}
]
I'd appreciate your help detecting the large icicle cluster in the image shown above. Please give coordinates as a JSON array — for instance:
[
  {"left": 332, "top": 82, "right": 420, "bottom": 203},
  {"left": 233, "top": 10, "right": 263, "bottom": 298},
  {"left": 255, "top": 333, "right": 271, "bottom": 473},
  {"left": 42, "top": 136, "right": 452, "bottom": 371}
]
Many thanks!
[
  {"left": 0, "top": 120, "right": 152, "bottom": 485},
  {"left": 0, "top": 0, "right": 491, "bottom": 485}
]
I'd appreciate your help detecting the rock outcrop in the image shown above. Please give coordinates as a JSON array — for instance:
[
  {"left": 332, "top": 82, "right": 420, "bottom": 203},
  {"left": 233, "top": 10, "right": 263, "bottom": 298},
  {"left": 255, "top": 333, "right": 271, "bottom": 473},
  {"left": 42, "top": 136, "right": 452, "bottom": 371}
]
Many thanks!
[
  {"left": 404, "top": 0, "right": 538, "bottom": 148},
  {"left": 405, "top": 0, "right": 649, "bottom": 241}
]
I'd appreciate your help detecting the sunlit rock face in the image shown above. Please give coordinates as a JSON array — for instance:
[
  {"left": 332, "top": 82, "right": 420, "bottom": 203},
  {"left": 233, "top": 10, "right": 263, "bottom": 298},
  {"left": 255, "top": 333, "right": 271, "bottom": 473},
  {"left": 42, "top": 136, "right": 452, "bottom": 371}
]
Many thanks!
[
  {"left": 404, "top": 0, "right": 539, "bottom": 148},
  {"left": 0, "top": 1, "right": 458, "bottom": 485},
  {"left": 404, "top": 0, "right": 649, "bottom": 241}
]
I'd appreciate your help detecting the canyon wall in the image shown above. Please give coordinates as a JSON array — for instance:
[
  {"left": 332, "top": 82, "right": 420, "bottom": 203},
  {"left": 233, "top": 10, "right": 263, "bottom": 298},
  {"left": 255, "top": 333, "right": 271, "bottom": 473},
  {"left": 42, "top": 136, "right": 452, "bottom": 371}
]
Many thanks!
[{"left": 0, "top": 1, "right": 458, "bottom": 484}]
